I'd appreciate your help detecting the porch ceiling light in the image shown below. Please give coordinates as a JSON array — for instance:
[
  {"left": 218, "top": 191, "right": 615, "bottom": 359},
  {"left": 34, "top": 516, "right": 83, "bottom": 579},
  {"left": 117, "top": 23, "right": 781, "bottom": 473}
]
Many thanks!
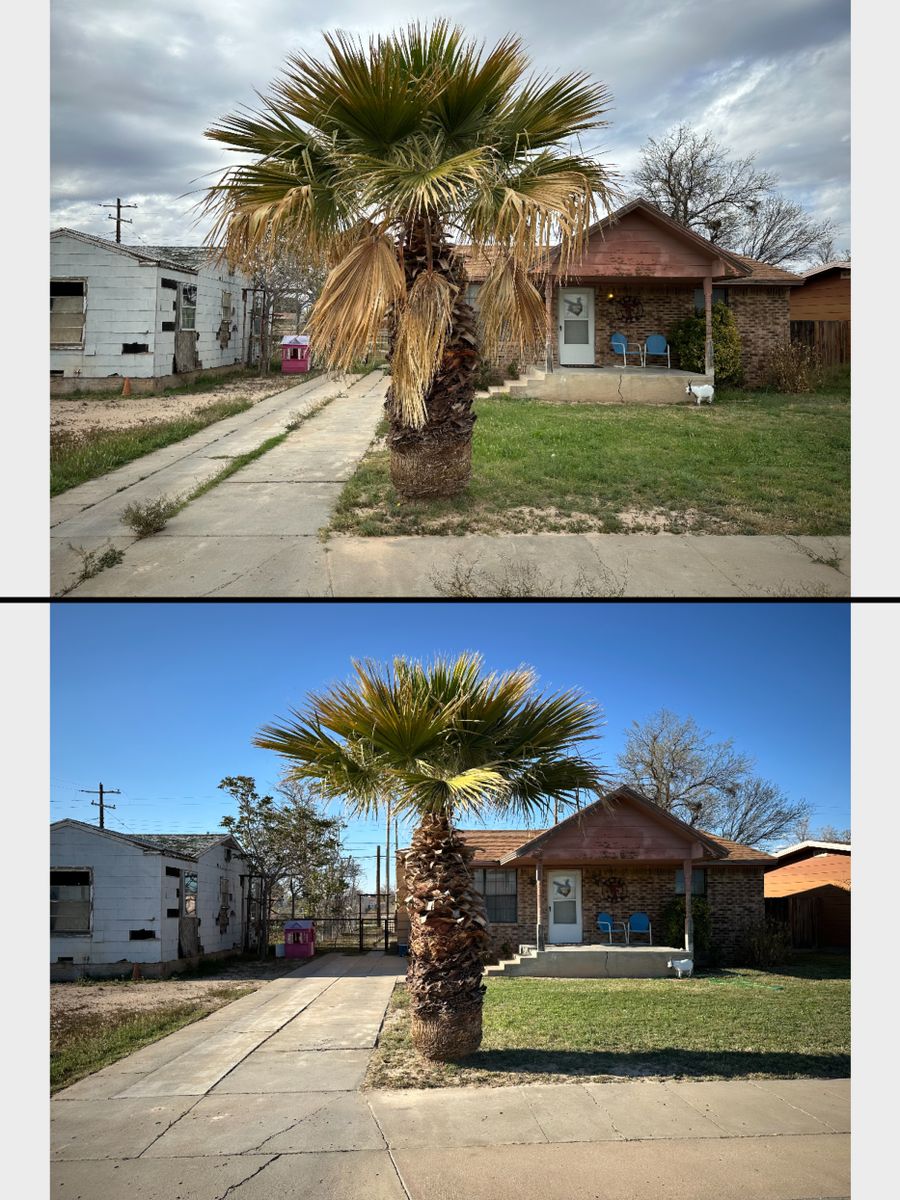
[{"left": 606, "top": 291, "right": 615, "bottom": 300}]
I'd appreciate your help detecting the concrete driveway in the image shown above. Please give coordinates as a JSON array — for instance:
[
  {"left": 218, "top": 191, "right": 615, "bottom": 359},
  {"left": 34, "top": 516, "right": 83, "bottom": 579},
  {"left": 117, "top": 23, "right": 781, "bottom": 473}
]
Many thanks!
[{"left": 51, "top": 952, "right": 849, "bottom": 1199}]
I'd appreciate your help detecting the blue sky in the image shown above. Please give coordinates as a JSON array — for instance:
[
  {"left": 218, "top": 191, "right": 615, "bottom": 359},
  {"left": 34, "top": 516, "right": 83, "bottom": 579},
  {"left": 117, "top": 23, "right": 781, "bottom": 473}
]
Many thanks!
[{"left": 51, "top": 602, "right": 849, "bottom": 889}]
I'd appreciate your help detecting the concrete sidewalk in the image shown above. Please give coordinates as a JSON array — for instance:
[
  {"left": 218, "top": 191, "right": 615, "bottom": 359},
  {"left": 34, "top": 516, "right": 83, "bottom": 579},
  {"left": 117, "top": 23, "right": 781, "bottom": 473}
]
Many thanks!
[
  {"left": 51, "top": 370, "right": 387, "bottom": 596},
  {"left": 51, "top": 950, "right": 849, "bottom": 1199}
]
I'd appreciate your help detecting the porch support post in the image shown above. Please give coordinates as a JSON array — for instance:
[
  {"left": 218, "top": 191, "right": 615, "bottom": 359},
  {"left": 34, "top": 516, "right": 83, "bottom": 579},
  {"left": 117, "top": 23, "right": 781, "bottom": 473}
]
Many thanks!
[
  {"left": 535, "top": 859, "right": 545, "bottom": 951},
  {"left": 683, "top": 857, "right": 694, "bottom": 954},
  {"left": 703, "top": 274, "right": 714, "bottom": 376},
  {"left": 544, "top": 276, "right": 554, "bottom": 373}
]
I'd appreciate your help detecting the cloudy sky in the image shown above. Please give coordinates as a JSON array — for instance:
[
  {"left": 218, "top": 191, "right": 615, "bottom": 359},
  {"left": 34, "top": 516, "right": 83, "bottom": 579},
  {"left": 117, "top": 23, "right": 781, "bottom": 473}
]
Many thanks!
[{"left": 50, "top": 0, "right": 850, "bottom": 251}]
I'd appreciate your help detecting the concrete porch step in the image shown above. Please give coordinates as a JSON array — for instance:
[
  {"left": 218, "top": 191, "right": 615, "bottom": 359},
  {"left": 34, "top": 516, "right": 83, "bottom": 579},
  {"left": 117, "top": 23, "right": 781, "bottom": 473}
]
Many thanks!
[{"left": 484, "top": 945, "right": 689, "bottom": 979}]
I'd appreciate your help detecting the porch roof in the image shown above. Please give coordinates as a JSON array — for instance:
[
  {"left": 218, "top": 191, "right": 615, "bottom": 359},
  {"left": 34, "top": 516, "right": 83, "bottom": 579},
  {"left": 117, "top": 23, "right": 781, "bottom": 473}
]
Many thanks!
[
  {"left": 454, "top": 199, "right": 802, "bottom": 286},
  {"left": 458, "top": 786, "right": 773, "bottom": 868}
]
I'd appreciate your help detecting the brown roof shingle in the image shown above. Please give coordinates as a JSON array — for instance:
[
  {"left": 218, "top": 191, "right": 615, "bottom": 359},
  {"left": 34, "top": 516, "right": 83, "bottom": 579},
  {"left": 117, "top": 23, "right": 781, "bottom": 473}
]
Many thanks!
[
  {"left": 764, "top": 853, "right": 851, "bottom": 898},
  {"left": 722, "top": 255, "right": 804, "bottom": 285},
  {"left": 456, "top": 826, "right": 770, "bottom": 865}
]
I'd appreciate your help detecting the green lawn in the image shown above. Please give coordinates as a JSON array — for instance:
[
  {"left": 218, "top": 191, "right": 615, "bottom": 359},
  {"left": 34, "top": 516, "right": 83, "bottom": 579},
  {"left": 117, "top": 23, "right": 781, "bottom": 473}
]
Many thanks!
[
  {"left": 365, "top": 955, "right": 850, "bottom": 1089},
  {"left": 332, "top": 382, "right": 849, "bottom": 537}
]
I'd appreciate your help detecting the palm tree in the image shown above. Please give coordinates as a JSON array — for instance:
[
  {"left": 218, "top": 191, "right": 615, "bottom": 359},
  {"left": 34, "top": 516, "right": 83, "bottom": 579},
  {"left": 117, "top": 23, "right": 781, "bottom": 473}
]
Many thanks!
[
  {"left": 203, "top": 21, "right": 615, "bottom": 499},
  {"left": 253, "top": 653, "right": 606, "bottom": 1061}
]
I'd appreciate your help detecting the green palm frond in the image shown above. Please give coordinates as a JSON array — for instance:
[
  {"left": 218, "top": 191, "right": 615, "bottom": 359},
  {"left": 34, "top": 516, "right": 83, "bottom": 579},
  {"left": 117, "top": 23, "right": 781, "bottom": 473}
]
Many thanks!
[{"left": 254, "top": 654, "right": 606, "bottom": 826}]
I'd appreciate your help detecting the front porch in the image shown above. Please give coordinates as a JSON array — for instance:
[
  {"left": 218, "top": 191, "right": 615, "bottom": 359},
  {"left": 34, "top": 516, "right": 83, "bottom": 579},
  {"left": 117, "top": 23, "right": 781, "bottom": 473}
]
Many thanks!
[
  {"left": 488, "top": 364, "right": 711, "bottom": 405},
  {"left": 485, "top": 944, "right": 686, "bottom": 979}
]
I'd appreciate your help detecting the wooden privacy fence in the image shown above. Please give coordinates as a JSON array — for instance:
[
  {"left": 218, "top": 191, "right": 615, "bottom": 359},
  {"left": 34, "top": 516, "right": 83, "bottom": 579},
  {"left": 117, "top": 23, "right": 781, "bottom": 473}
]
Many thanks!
[{"left": 790, "top": 320, "right": 851, "bottom": 365}]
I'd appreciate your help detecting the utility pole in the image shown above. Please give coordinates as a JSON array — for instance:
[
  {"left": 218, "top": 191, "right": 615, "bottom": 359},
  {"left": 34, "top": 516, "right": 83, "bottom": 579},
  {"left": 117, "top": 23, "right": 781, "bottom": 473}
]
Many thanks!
[
  {"left": 100, "top": 198, "right": 137, "bottom": 243},
  {"left": 385, "top": 798, "right": 391, "bottom": 925},
  {"left": 80, "top": 782, "right": 120, "bottom": 829},
  {"left": 375, "top": 844, "right": 381, "bottom": 923}
]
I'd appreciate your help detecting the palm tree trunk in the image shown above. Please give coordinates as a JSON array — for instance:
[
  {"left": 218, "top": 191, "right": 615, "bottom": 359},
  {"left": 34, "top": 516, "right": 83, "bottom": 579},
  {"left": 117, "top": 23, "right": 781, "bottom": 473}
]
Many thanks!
[
  {"left": 386, "top": 219, "right": 480, "bottom": 500},
  {"left": 403, "top": 813, "right": 489, "bottom": 1060}
]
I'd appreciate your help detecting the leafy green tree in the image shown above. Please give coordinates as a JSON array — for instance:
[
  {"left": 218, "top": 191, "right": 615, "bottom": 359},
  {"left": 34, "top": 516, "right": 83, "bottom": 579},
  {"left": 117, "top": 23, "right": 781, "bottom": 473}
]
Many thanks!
[
  {"left": 203, "top": 21, "right": 615, "bottom": 499},
  {"left": 254, "top": 653, "right": 607, "bottom": 1061},
  {"left": 219, "top": 775, "right": 344, "bottom": 955}
]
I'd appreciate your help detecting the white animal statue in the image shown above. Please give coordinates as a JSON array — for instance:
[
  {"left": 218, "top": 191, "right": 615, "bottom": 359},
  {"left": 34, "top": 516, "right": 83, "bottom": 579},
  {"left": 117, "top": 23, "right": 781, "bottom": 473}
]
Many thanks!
[
  {"left": 667, "top": 957, "right": 694, "bottom": 978},
  {"left": 686, "top": 380, "right": 715, "bottom": 405}
]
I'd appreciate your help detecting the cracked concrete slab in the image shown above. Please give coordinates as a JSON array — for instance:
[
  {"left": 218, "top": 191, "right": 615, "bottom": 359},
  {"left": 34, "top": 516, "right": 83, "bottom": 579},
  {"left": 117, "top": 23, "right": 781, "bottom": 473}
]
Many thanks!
[
  {"left": 157, "top": 481, "right": 343, "bottom": 536},
  {"left": 141, "top": 1091, "right": 340, "bottom": 1157},
  {"left": 50, "top": 1154, "right": 279, "bottom": 1200},
  {"left": 750, "top": 1078, "right": 850, "bottom": 1132},
  {"left": 116, "top": 1031, "right": 267, "bottom": 1098},
  {"left": 582, "top": 1081, "right": 728, "bottom": 1139},
  {"left": 368, "top": 1086, "right": 549, "bottom": 1149},
  {"left": 219, "top": 1150, "right": 408, "bottom": 1199},
  {"left": 390, "top": 1134, "right": 851, "bottom": 1200},
  {"left": 665, "top": 1079, "right": 837, "bottom": 1137},
  {"left": 212, "top": 1049, "right": 371, "bottom": 1093},
  {"left": 51, "top": 1097, "right": 197, "bottom": 1160},
  {"left": 519, "top": 1083, "right": 623, "bottom": 1143}
]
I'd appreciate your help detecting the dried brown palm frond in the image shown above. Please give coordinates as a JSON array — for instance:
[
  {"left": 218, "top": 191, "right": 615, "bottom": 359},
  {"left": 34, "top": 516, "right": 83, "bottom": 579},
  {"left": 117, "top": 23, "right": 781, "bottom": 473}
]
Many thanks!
[
  {"left": 478, "top": 254, "right": 547, "bottom": 363},
  {"left": 390, "top": 270, "right": 455, "bottom": 428},
  {"left": 305, "top": 230, "right": 405, "bottom": 371}
]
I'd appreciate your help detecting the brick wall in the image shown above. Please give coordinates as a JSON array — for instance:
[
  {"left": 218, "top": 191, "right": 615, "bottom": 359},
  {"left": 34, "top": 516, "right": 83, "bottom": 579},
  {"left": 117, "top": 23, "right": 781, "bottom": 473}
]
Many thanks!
[
  {"left": 471, "top": 280, "right": 791, "bottom": 388},
  {"left": 726, "top": 287, "right": 791, "bottom": 386},
  {"left": 397, "top": 855, "right": 767, "bottom": 964}
]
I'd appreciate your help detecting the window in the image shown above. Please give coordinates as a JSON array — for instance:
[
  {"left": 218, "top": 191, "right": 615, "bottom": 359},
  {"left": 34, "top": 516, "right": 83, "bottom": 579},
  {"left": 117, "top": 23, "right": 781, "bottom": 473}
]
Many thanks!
[
  {"left": 51, "top": 869, "right": 91, "bottom": 933},
  {"left": 674, "top": 868, "right": 706, "bottom": 895},
  {"left": 51, "top": 280, "right": 86, "bottom": 347},
  {"left": 183, "top": 873, "right": 198, "bottom": 916},
  {"left": 122, "top": 342, "right": 149, "bottom": 354},
  {"left": 465, "top": 283, "right": 481, "bottom": 310},
  {"left": 693, "top": 287, "right": 727, "bottom": 315},
  {"left": 180, "top": 283, "right": 197, "bottom": 330},
  {"left": 473, "top": 868, "right": 517, "bottom": 923},
  {"left": 129, "top": 929, "right": 156, "bottom": 940}
]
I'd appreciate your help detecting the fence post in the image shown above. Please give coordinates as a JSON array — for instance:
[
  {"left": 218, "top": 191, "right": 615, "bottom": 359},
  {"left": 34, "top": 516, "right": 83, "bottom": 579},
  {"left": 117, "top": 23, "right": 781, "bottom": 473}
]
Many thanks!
[
  {"left": 384, "top": 918, "right": 389, "bottom": 953},
  {"left": 358, "top": 893, "right": 364, "bottom": 953}
]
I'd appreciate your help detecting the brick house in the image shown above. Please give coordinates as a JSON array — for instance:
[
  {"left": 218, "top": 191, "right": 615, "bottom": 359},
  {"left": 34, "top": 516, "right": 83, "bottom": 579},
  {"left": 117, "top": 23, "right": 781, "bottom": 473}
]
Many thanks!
[
  {"left": 396, "top": 785, "right": 772, "bottom": 976},
  {"left": 460, "top": 198, "right": 803, "bottom": 389}
]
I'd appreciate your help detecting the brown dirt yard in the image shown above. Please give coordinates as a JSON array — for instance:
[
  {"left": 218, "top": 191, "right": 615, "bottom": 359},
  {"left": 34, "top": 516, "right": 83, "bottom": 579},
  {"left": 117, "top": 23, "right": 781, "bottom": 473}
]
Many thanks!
[
  {"left": 51, "top": 956, "right": 300, "bottom": 1029},
  {"left": 51, "top": 374, "right": 297, "bottom": 437}
]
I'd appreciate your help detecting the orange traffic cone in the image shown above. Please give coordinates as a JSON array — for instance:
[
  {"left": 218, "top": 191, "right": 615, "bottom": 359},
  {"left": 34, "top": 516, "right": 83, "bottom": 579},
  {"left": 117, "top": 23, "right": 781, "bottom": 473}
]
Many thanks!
[{"left": 122, "top": 377, "right": 132, "bottom": 397}]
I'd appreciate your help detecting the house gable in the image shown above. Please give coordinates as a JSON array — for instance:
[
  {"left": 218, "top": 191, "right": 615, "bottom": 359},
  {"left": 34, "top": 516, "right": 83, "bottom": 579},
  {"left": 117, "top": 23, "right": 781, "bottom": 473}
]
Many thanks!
[{"left": 497, "top": 785, "right": 728, "bottom": 865}]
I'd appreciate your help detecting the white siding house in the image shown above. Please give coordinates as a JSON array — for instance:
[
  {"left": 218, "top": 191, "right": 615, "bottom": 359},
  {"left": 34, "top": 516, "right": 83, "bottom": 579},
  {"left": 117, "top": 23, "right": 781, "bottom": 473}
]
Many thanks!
[
  {"left": 50, "top": 820, "right": 248, "bottom": 979},
  {"left": 50, "top": 229, "right": 253, "bottom": 386}
]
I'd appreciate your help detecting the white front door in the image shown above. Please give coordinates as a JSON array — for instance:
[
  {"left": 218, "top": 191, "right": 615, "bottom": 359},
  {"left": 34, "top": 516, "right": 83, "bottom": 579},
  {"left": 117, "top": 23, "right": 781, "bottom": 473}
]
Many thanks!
[
  {"left": 547, "top": 869, "right": 583, "bottom": 944},
  {"left": 558, "top": 289, "right": 595, "bottom": 365}
]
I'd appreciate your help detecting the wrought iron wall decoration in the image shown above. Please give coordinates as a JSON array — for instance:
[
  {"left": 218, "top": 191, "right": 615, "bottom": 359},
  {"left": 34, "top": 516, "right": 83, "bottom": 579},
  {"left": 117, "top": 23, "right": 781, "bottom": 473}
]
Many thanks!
[
  {"left": 609, "top": 296, "right": 645, "bottom": 324},
  {"left": 600, "top": 876, "right": 628, "bottom": 904}
]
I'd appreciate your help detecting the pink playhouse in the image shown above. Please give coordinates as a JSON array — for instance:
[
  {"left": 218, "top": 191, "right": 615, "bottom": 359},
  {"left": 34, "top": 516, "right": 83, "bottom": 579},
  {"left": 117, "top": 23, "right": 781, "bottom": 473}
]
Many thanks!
[
  {"left": 284, "top": 919, "right": 315, "bottom": 958},
  {"left": 280, "top": 334, "right": 311, "bottom": 374}
]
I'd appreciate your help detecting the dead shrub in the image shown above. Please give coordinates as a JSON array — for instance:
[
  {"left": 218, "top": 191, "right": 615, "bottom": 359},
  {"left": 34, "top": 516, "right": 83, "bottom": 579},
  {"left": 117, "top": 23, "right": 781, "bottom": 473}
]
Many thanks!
[{"left": 765, "top": 341, "right": 823, "bottom": 393}]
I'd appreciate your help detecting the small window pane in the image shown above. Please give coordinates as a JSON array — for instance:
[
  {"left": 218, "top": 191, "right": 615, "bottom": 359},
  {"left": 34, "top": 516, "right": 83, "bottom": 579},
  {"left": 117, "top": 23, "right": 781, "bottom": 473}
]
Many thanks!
[
  {"left": 553, "top": 899, "right": 577, "bottom": 924},
  {"left": 674, "top": 868, "right": 706, "bottom": 894},
  {"left": 474, "top": 868, "right": 517, "bottom": 924},
  {"left": 564, "top": 320, "right": 589, "bottom": 344}
]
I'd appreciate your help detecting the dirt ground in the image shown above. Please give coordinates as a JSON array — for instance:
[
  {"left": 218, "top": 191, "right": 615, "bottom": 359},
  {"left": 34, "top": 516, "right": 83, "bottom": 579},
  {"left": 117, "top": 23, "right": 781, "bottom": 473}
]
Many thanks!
[
  {"left": 50, "top": 374, "right": 297, "bottom": 437},
  {"left": 50, "top": 956, "right": 301, "bottom": 1029}
]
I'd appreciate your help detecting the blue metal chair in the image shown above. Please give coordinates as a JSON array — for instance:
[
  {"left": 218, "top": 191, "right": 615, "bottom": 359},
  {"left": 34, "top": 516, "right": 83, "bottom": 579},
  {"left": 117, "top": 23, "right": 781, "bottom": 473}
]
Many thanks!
[
  {"left": 610, "top": 331, "right": 642, "bottom": 367},
  {"left": 643, "top": 333, "right": 671, "bottom": 368},
  {"left": 596, "top": 911, "right": 628, "bottom": 944},
  {"left": 627, "top": 912, "right": 653, "bottom": 945}
]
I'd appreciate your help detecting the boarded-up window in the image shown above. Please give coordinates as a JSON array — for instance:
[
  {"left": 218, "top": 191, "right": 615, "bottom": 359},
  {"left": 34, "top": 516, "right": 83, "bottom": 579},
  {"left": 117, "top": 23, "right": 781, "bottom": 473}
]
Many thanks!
[
  {"left": 180, "top": 283, "right": 197, "bottom": 330},
  {"left": 51, "top": 869, "right": 91, "bottom": 932},
  {"left": 51, "top": 281, "right": 86, "bottom": 347}
]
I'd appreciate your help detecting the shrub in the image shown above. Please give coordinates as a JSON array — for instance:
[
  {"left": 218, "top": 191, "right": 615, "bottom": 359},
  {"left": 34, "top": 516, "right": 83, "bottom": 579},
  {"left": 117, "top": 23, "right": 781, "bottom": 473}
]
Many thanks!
[
  {"left": 120, "top": 495, "right": 181, "bottom": 538},
  {"left": 764, "top": 341, "right": 823, "bottom": 393},
  {"left": 659, "top": 895, "right": 711, "bottom": 955},
  {"left": 741, "top": 919, "right": 794, "bottom": 970},
  {"left": 668, "top": 300, "right": 743, "bottom": 385},
  {"left": 506, "top": 361, "right": 520, "bottom": 380},
  {"left": 474, "top": 360, "right": 506, "bottom": 390}
]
